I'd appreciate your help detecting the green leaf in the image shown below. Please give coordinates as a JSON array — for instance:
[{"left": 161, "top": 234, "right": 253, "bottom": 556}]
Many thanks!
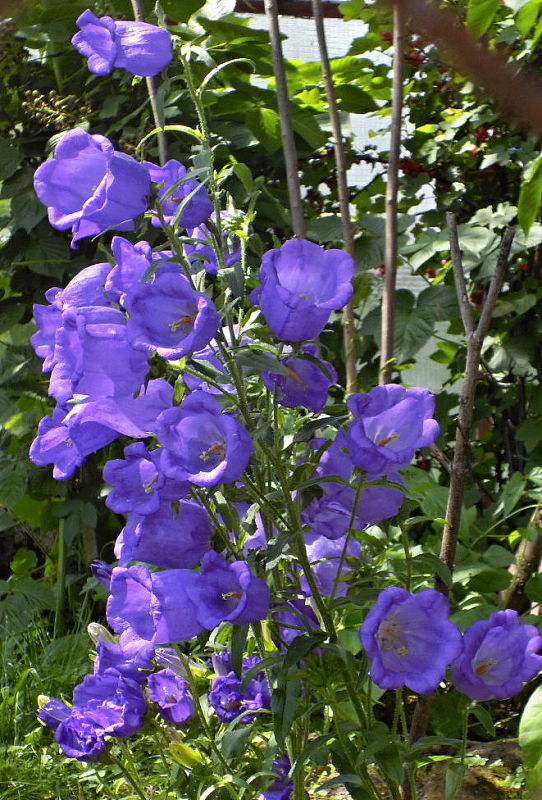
[
  {"left": 245, "top": 108, "right": 282, "bottom": 153},
  {"left": 445, "top": 761, "right": 467, "bottom": 800},
  {"left": 233, "top": 349, "right": 290, "bottom": 376},
  {"left": 334, "top": 84, "right": 377, "bottom": 113},
  {"left": 416, "top": 285, "right": 459, "bottom": 322},
  {"left": 306, "top": 214, "right": 344, "bottom": 242},
  {"left": 231, "top": 623, "right": 248, "bottom": 678},
  {"left": 290, "top": 104, "right": 328, "bottom": 150},
  {"left": 272, "top": 676, "right": 301, "bottom": 746},
  {"left": 0, "top": 141, "right": 21, "bottom": 181},
  {"left": 466, "top": 0, "right": 499, "bottom": 37},
  {"left": 520, "top": 684, "right": 542, "bottom": 767},
  {"left": 169, "top": 742, "right": 205, "bottom": 768},
  {"left": 515, "top": 0, "right": 541, "bottom": 35},
  {"left": 519, "top": 154, "right": 542, "bottom": 237},
  {"left": 10, "top": 548, "right": 38, "bottom": 576}
]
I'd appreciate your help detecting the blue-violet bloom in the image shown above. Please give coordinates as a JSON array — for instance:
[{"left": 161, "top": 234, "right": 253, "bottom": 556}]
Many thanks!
[{"left": 147, "top": 668, "right": 195, "bottom": 725}]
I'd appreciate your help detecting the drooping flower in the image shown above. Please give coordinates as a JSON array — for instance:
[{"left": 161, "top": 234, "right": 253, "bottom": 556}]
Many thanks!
[
  {"left": 451, "top": 610, "right": 542, "bottom": 701},
  {"left": 250, "top": 238, "right": 355, "bottom": 341},
  {"left": 72, "top": 10, "right": 172, "bottom": 77},
  {"left": 144, "top": 159, "right": 213, "bottom": 229},
  {"left": 148, "top": 668, "right": 195, "bottom": 725},
  {"left": 156, "top": 392, "right": 253, "bottom": 488},
  {"left": 340, "top": 385, "right": 440, "bottom": 475},
  {"left": 54, "top": 710, "right": 108, "bottom": 761},
  {"left": 209, "top": 655, "right": 271, "bottom": 724},
  {"left": 261, "top": 345, "right": 337, "bottom": 412},
  {"left": 33, "top": 128, "right": 150, "bottom": 247},
  {"left": 124, "top": 272, "right": 219, "bottom": 360},
  {"left": 359, "top": 587, "right": 462, "bottom": 693}
]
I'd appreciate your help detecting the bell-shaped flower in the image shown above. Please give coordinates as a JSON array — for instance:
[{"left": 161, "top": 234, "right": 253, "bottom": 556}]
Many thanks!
[
  {"left": 148, "top": 669, "right": 195, "bottom": 725},
  {"left": 105, "top": 237, "right": 173, "bottom": 305},
  {"left": 103, "top": 442, "right": 190, "bottom": 516},
  {"left": 451, "top": 610, "right": 542, "bottom": 701},
  {"left": 72, "top": 10, "right": 172, "bottom": 77},
  {"left": 93, "top": 637, "right": 154, "bottom": 684},
  {"left": 106, "top": 564, "right": 203, "bottom": 649},
  {"left": 261, "top": 345, "right": 337, "bottom": 413},
  {"left": 72, "top": 671, "right": 146, "bottom": 738},
  {"left": 49, "top": 306, "right": 149, "bottom": 405},
  {"left": 125, "top": 272, "right": 219, "bottom": 360},
  {"left": 341, "top": 385, "right": 440, "bottom": 475},
  {"left": 145, "top": 159, "right": 213, "bottom": 229},
  {"left": 208, "top": 655, "right": 271, "bottom": 724},
  {"left": 360, "top": 587, "right": 462, "bottom": 694},
  {"left": 192, "top": 551, "right": 270, "bottom": 629},
  {"left": 300, "top": 533, "right": 361, "bottom": 598},
  {"left": 54, "top": 711, "right": 108, "bottom": 761},
  {"left": 115, "top": 501, "right": 212, "bottom": 569},
  {"left": 250, "top": 238, "right": 355, "bottom": 341},
  {"left": 156, "top": 392, "right": 253, "bottom": 488},
  {"left": 32, "top": 262, "right": 112, "bottom": 371},
  {"left": 33, "top": 128, "right": 150, "bottom": 248}
]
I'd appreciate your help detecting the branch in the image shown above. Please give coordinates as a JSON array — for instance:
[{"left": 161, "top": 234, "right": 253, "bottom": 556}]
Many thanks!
[
  {"left": 447, "top": 212, "right": 474, "bottom": 337},
  {"left": 311, "top": 0, "right": 357, "bottom": 393},
  {"left": 379, "top": 4, "right": 404, "bottom": 385},
  {"left": 263, "top": 0, "right": 306, "bottom": 238},
  {"left": 391, "top": 0, "right": 542, "bottom": 139},
  {"left": 131, "top": 0, "right": 167, "bottom": 165}
]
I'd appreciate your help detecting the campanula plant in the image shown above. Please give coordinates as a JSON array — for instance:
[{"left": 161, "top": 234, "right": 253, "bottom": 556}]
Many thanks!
[{"left": 29, "top": 8, "right": 542, "bottom": 800}]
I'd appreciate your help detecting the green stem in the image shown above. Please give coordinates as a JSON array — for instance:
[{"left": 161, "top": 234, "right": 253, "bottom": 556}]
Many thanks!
[
  {"left": 400, "top": 523, "right": 412, "bottom": 592},
  {"left": 110, "top": 750, "right": 148, "bottom": 800},
  {"left": 53, "top": 518, "right": 65, "bottom": 639}
]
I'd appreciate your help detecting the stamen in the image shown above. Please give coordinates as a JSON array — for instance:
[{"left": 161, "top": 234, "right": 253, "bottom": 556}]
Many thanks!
[
  {"left": 475, "top": 659, "right": 497, "bottom": 675},
  {"left": 170, "top": 315, "right": 195, "bottom": 332},
  {"left": 142, "top": 474, "right": 159, "bottom": 494},
  {"left": 286, "top": 366, "right": 306, "bottom": 387},
  {"left": 376, "top": 433, "right": 400, "bottom": 447},
  {"left": 200, "top": 442, "right": 225, "bottom": 462},
  {"left": 221, "top": 591, "right": 242, "bottom": 601}
]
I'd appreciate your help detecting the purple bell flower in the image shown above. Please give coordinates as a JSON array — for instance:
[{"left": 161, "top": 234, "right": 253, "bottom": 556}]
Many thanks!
[
  {"left": 193, "top": 551, "right": 270, "bottom": 629},
  {"left": 55, "top": 711, "right": 107, "bottom": 762},
  {"left": 341, "top": 385, "right": 440, "bottom": 475},
  {"left": 72, "top": 671, "right": 147, "bottom": 738},
  {"left": 72, "top": 10, "right": 172, "bottom": 77},
  {"left": 115, "top": 501, "right": 212, "bottom": 569},
  {"left": 451, "top": 610, "right": 542, "bottom": 701},
  {"left": 145, "top": 159, "right": 213, "bottom": 229},
  {"left": 93, "top": 637, "right": 154, "bottom": 684},
  {"left": 103, "top": 442, "right": 190, "bottom": 516},
  {"left": 301, "top": 533, "right": 361, "bottom": 598},
  {"left": 105, "top": 237, "right": 173, "bottom": 305},
  {"left": 258, "top": 755, "right": 293, "bottom": 800},
  {"left": 250, "top": 239, "right": 355, "bottom": 341},
  {"left": 30, "top": 404, "right": 118, "bottom": 480},
  {"left": 261, "top": 345, "right": 337, "bottom": 412},
  {"left": 148, "top": 668, "right": 195, "bottom": 725},
  {"left": 107, "top": 564, "right": 202, "bottom": 649},
  {"left": 33, "top": 128, "right": 150, "bottom": 248},
  {"left": 360, "top": 587, "right": 462, "bottom": 694},
  {"left": 32, "top": 262, "right": 112, "bottom": 372},
  {"left": 125, "top": 272, "right": 219, "bottom": 360},
  {"left": 209, "top": 655, "right": 271, "bottom": 724},
  {"left": 49, "top": 306, "right": 149, "bottom": 405},
  {"left": 90, "top": 560, "right": 114, "bottom": 589},
  {"left": 38, "top": 698, "right": 72, "bottom": 732},
  {"left": 156, "top": 392, "right": 253, "bottom": 488}
]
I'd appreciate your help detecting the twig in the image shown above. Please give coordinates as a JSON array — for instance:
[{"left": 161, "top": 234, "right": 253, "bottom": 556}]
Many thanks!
[
  {"left": 437, "top": 218, "right": 514, "bottom": 587},
  {"left": 130, "top": 0, "right": 168, "bottom": 165},
  {"left": 406, "top": 219, "right": 515, "bottom": 764},
  {"left": 379, "top": 4, "right": 404, "bottom": 385},
  {"left": 310, "top": 0, "right": 357, "bottom": 393},
  {"left": 263, "top": 0, "right": 306, "bottom": 237}
]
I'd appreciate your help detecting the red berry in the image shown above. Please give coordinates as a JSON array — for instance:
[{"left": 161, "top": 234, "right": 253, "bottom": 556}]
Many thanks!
[
  {"left": 377, "top": 264, "right": 386, "bottom": 276},
  {"left": 426, "top": 267, "right": 436, "bottom": 279},
  {"left": 381, "top": 30, "right": 393, "bottom": 44},
  {"left": 475, "top": 124, "right": 490, "bottom": 143},
  {"left": 519, "top": 261, "right": 529, "bottom": 272},
  {"left": 405, "top": 50, "right": 425, "bottom": 66}
]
